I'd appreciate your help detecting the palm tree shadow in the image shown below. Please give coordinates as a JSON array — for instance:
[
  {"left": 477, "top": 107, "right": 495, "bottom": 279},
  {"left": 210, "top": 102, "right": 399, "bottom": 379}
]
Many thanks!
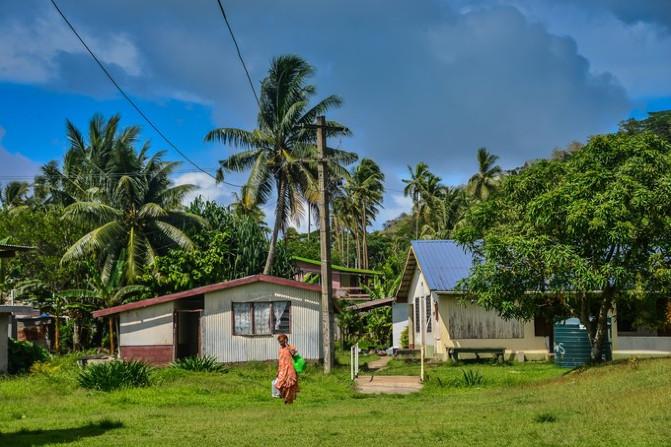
[{"left": 0, "top": 419, "right": 123, "bottom": 446}]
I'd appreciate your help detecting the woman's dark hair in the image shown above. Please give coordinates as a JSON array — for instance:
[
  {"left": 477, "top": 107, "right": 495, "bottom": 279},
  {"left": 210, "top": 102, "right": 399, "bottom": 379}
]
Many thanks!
[{"left": 277, "top": 334, "right": 288, "bottom": 343}]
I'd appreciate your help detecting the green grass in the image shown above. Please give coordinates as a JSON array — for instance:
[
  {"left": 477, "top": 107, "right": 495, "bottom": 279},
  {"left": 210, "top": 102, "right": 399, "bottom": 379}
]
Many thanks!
[{"left": 0, "top": 354, "right": 670, "bottom": 446}]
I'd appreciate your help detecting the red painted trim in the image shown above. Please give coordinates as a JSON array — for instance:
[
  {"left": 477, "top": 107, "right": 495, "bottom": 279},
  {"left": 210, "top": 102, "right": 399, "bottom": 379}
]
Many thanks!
[
  {"left": 92, "top": 274, "right": 320, "bottom": 318},
  {"left": 120, "top": 345, "right": 173, "bottom": 365}
]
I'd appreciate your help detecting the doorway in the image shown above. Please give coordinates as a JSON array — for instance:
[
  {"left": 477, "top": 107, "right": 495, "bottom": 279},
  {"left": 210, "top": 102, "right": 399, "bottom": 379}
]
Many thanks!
[{"left": 174, "top": 310, "right": 201, "bottom": 360}]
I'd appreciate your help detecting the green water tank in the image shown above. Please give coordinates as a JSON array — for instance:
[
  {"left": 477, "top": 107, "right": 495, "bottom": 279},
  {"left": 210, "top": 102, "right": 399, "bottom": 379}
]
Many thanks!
[{"left": 553, "top": 318, "right": 612, "bottom": 368}]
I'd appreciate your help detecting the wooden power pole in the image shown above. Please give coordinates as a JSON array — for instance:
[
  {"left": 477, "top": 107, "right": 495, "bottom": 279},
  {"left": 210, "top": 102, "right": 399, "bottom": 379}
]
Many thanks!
[{"left": 315, "top": 115, "right": 335, "bottom": 373}]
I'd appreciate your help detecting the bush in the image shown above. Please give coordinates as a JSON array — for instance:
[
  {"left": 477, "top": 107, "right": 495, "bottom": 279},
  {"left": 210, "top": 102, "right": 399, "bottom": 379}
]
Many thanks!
[
  {"left": 400, "top": 326, "right": 409, "bottom": 349},
  {"left": 461, "top": 369, "right": 484, "bottom": 387},
  {"left": 7, "top": 339, "right": 49, "bottom": 374},
  {"left": 172, "top": 356, "right": 228, "bottom": 373},
  {"left": 78, "top": 360, "right": 153, "bottom": 391}
]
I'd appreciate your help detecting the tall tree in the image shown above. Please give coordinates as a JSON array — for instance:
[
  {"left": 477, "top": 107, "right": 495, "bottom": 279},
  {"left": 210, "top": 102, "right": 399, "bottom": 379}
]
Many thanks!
[
  {"left": 205, "top": 55, "right": 355, "bottom": 274},
  {"left": 467, "top": 147, "right": 502, "bottom": 200},
  {"left": 61, "top": 128, "right": 203, "bottom": 282},
  {"left": 456, "top": 132, "right": 671, "bottom": 362},
  {"left": 0, "top": 181, "right": 31, "bottom": 212},
  {"left": 402, "top": 162, "right": 431, "bottom": 239}
]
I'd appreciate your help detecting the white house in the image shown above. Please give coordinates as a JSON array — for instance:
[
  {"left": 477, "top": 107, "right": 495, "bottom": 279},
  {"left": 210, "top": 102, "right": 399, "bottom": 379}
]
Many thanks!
[
  {"left": 93, "top": 275, "right": 322, "bottom": 364},
  {"left": 395, "top": 240, "right": 551, "bottom": 361}
]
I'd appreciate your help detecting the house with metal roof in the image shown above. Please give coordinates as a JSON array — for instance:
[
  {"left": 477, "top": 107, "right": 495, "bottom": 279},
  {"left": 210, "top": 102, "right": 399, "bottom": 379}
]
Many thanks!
[
  {"left": 92, "top": 274, "right": 323, "bottom": 365},
  {"left": 394, "top": 240, "right": 551, "bottom": 361}
]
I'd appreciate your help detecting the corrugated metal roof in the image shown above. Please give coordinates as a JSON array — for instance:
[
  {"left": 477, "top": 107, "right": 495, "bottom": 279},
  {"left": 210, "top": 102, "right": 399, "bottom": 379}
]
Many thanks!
[{"left": 410, "top": 240, "right": 475, "bottom": 292}]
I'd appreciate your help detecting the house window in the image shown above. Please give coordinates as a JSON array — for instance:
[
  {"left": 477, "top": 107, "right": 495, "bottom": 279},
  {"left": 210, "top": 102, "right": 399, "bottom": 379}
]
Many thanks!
[
  {"left": 414, "top": 297, "right": 420, "bottom": 333},
  {"left": 233, "top": 301, "right": 291, "bottom": 335},
  {"left": 425, "top": 296, "right": 432, "bottom": 333}
]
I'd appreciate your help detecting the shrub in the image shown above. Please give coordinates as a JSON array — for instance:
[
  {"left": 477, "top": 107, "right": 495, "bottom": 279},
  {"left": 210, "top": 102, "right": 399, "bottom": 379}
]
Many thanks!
[
  {"left": 8, "top": 339, "right": 49, "bottom": 374},
  {"left": 172, "top": 356, "right": 228, "bottom": 373},
  {"left": 400, "top": 326, "right": 409, "bottom": 349},
  {"left": 461, "top": 369, "right": 484, "bottom": 387},
  {"left": 78, "top": 360, "right": 153, "bottom": 391}
]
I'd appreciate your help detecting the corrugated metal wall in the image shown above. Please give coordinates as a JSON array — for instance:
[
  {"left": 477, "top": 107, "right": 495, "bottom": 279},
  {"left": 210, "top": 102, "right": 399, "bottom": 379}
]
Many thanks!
[
  {"left": 119, "top": 302, "right": 174, "bottom": 347},
  {"left": 0, "top": 314, "right": 9, "bottom": 372},
  {"left": 203, "top": 282, "right": 322, "bottom": 362},
  {"left": 446, "top": 296, "right": 524, "bottom": 339}
]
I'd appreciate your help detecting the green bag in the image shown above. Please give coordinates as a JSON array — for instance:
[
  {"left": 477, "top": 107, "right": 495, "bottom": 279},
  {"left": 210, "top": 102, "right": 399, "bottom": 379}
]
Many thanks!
[{"left": 293, "top": 352, "right": 306, "bottom": 374}]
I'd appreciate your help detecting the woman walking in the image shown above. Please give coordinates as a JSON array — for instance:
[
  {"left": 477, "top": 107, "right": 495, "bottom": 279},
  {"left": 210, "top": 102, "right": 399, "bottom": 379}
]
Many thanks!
[{"left": 275, "top": 334, "right": 299, "bottom": 404}]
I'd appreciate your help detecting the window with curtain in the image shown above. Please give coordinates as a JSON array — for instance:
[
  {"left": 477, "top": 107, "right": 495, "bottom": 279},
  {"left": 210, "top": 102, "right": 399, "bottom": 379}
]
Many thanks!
[
  {"left": 232, "top": 301, "right": 291, "bottom": 335},
  {"left": 233, "top": 303, "right": 252, "bottom": 335}
]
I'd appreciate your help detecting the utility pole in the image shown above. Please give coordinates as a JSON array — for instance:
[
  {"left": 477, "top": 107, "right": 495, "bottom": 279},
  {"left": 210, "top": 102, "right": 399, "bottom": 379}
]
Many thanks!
[{"left": 315, "top": 115, "right": 335, "bottom": 373}]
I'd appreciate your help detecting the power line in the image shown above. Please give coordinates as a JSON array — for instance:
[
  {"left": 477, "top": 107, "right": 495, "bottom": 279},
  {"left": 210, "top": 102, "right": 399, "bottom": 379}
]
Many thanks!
[
  {"left": 49, "top": 0, "right": 242, "bottom": 189},
  {"left": 215, "top": 0, "right": 260, "bottom": 107}
]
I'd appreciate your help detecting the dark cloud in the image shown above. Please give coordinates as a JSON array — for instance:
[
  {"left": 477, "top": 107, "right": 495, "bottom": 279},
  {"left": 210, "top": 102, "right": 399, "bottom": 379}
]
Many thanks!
[
  {"left": 0, "top": 0, "right": 631, "bottom": 186},
  {"left": 576, "top": 0, "right": 671, "bottom": 33}
]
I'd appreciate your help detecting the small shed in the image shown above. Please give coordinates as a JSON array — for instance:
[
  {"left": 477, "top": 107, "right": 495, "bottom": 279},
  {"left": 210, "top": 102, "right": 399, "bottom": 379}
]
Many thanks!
[
  {"left": 92, "top": 275, "right": 322, "bottom": 365},
  {"left": 0, "top": 305, "right": 34, "bottom": 372}
]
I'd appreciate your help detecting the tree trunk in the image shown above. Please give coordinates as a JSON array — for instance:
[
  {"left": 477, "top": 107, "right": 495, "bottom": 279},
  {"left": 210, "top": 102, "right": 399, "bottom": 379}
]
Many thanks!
[
  {"left": 415, "top": 207, "right": 419, "bottom": 240},
  {"left": 73, "top": 318, "right": 81, "bottom": 351},
  {"left": 54, "top": 316, "right": 61, "bottom": 353},
  {"left": 108, "top": 316, "right": 115, "bottom": 355},
  {"left": 590, "top": 289, "right": 613, "bottom": 363},
  {"left": 361, "top": 202, "right": 368, "bottom": 270},
  {"left": 263, "top": 179, "right": 287, "bottom": 275},
  {"left": 307, "top": 205, "right": 311, "bottom": 243}
]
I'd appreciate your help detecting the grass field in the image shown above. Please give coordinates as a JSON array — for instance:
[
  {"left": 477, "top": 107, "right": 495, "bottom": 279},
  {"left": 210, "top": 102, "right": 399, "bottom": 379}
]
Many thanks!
[{"left": 0, "top": 354, "right": 670, "bottom": 446}]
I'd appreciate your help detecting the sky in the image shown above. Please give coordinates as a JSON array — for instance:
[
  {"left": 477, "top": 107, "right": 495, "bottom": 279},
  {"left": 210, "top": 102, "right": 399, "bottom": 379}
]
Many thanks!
[{"left": 1, "top": 0, "right": 670, "bottom": 228}]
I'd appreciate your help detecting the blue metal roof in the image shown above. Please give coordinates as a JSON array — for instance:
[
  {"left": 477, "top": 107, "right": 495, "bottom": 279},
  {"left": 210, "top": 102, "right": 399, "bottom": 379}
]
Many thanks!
[{"left": 410, "top": 240, "right": 475, "bottom": 291}]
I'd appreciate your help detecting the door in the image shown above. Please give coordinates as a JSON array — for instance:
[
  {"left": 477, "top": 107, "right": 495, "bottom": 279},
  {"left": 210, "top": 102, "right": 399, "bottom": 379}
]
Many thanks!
[
  {"left": 414, "top": 295, "right": 435, "bottom": 354},
  {"left": 174, "top": 310, "right": 202, "bottom": 360}
]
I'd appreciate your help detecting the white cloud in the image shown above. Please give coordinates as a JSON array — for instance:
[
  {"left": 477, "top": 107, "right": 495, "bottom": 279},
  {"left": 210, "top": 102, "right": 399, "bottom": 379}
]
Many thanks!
[
  {"left": 173, "top": 172, "right": 231, "bottom": 206},
  {"left": 0, "top": 127, "right": 40, "bottom": 181},
  {"left": 0, "top": 8, "right": 141, "bottom": 84},
  {"left": 376, "top": 193, "right": 413, "bottom": 228}
]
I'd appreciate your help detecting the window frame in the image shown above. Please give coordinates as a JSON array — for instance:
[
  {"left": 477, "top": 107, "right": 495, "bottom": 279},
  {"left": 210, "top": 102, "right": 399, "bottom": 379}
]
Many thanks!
[{"left": 232, "top": 301, "right": 291, "bottom": 336}]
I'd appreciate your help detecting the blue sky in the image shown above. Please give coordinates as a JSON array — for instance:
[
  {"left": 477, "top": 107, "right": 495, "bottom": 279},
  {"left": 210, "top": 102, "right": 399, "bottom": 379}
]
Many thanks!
[{"left": 1, "top": 0, "right": 670, "bottom": 228}]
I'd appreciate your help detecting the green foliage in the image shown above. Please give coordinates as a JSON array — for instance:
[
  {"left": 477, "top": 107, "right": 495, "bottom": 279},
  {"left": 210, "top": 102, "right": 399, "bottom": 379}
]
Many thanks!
[
  {"left": 456, "top": 131, "right": 671, "bottom": 361},
  {"left": 337, "top": 306, "right": 365, "bottom": 348},
  {"left": 7, "top": 339, "right": 49, "bottom": 374},
  {"left": 78, "top": 360, "right": 153, "bottom": 391},
  {"left": 172, "top": 356, "right": 228, "bottom": 373},
  {"left": 142, "top": 199, "right": 294, "bottom": 295},
  {"left": 365, "top": 307, "right": 392, "bottom": 348},
  {"left": 400, "top": 326, "right": 409, "bottom": 349},
  {"left": 461, "top": 369, "right": 485, "bottom": 387}
]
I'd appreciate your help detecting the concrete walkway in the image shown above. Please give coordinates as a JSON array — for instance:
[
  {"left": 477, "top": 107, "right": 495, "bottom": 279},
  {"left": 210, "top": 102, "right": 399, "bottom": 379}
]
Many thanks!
[
  {"left": 354, "top": 355, "right": 423, "bottom": 394},
  {"left": 355, "top": 375, "right": 423, "bottom": 394}
]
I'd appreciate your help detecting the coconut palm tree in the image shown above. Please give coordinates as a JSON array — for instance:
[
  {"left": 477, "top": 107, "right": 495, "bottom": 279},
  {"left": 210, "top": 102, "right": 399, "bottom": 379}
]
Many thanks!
[
  {"left": 35, "top": 114, "right": 143, "bottom": 206},
  {"left": 0, "top": 181, "right": 31, "bottom": 212},
  {"left": 344, "top": 159, "right": 384, "bottom": 269},
  {"left": 205, "top": 55, "right": 355, "bottom": 274},
  {"left": 61, "top": 149, "right": 204, "bottom": 282},
  {"left": 402, "top": 162, "right": 431, "bottom": 238},
  {"left": 467, "top": 147, "right": 502, "bottom": 200}
]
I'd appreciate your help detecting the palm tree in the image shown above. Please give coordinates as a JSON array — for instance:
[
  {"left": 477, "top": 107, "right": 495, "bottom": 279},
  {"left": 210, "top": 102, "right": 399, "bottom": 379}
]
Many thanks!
[
  {"left": 205, "top": 55, "right": 355, "bottom": 274},
  {"left": 402, "top": 162, "right": 431, "bottom": 238},
  {"left": 61, "top": 147, "right": 204, "bottom": 282},
  {"left": 344, "top": 159, "right": 384, "bottom": 269},
  {"left": 35, "top": 114, "right": 142, "bottom": 206},
  {"left": 0, "top": 181, "right": 31, "bottom": 212},
  {"left": 467, "top": 147, "right": 502, "bottom": 200}
]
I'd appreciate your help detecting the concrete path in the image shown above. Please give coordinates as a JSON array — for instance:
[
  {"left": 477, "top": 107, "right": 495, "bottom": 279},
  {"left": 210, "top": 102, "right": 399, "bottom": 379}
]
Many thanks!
[
  {"left": 366, "top": 355, "right": 392, "bottom": 370},
  {"left": 355, "top": 375, "right": 423, "bottom": 394},
  {"left": 354, "top": 355, "right": 422, "bottom": 394}
]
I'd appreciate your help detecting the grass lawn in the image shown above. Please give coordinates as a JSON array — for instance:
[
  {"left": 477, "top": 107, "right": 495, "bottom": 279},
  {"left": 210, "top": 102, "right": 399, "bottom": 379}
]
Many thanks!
[{"left": 0, "top": 354, "right": 670, "bottom": 446}]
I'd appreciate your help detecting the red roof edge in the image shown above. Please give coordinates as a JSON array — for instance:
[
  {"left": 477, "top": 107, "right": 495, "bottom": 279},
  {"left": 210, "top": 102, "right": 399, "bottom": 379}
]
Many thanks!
[{"left": 92, "top": 274, "right": 321, "bottom": 318}]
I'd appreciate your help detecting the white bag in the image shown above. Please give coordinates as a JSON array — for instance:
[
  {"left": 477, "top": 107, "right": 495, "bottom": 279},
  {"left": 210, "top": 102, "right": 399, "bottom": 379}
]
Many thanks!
[{"left": 271, "top": 378, "right": 281, "bottom": 398}]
